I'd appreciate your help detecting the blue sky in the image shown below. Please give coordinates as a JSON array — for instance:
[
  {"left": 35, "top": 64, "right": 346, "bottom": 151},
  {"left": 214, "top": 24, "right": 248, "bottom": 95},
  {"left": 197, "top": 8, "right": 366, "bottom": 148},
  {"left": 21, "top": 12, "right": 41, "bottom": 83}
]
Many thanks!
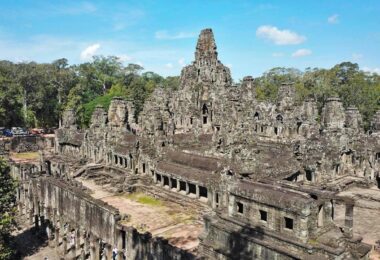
[{"left": 0, "top": 0, "right": 379, "bottom": 80}]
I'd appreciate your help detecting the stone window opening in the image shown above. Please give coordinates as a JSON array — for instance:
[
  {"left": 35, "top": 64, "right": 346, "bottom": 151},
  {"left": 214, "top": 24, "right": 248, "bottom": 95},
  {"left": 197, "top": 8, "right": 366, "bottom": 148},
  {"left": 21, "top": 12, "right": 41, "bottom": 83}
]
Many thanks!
[
  {"left": 276, "top": 114, "right": 283, "bottom": 124},
  {"left": 215, "top": 126, "right": 220, "bottom": 132},
  {"left": 189, "top": 183, "right": 196, "bottom": 195},
  {"left": 335, "top": 164, "right": 340, "bottom": 174},
  {"left": 254, "top": 112, "right": 260, "bottom": 120},
  {"left": 163, "top": 176, "right": 169, "bottom": 187},
  {"left": 254, "top": 124, "right": 258, "bottom": 132},
  {"left": 171, "top": 178, "right": 177, "bottom": 189},
  {"left": 114, "top": 155, "right": 117, "bottom": 164},
  {"left": 261, "top": 126, "right": 264, "bottom": 133},
  {"left": 142, "top": 163, "right": 146, "bottom": 173},
  {"left": 297, "top": 122, "right": 302, "bottom": 134},
  {"left": 179, "top": 181, "right": 186, "bottom": 192},
  {"left": 236, "top": 201, "right": 244, "bottom": 214},
  {"left": 202, "top": 104, "right": 208, "bottom": 115},
  {"left": 199, "top": 186, "right": 208, "bottom": 199},
  {"left": 284, "top": 217, "right": 294, "bottom": 230},
  {"left": 156, "top": 174, "right": 162, "bottom": 183},
  {"left": 124, "top": 157, "right": 128, "bottom": 168},
  {"left": 318, "top": 205, "right": 324, "bottom": 227},
  {"left": 151, "top": 170, "right": 154, "bottom": 177},
  {"left": 376, "top": 152, "right": 380, "bottom": 161},
  {"left": 190, "top": 117, "right": 193, "bottom": 125},
  {"left": 306, "top": 170, "right": 313, "bottom": 182},
  {"left": 260, "top": 210, "right": 268, "bottom": 222},
  {"left": 215, "top": 193, "right": 219, "bottom": 207},
  {"left": 203, "top": 116, "right": 208, "bottom": 124},
  {"left": 274, "top": 127, "right": 278, "bottom": 135}
]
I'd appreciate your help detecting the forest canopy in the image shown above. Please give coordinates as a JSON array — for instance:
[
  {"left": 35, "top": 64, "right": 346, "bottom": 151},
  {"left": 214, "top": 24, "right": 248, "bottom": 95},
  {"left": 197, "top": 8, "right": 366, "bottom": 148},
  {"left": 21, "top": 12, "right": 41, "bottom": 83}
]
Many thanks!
[{"left": 0, "top": 57, "right": 379, "bottom": 130}]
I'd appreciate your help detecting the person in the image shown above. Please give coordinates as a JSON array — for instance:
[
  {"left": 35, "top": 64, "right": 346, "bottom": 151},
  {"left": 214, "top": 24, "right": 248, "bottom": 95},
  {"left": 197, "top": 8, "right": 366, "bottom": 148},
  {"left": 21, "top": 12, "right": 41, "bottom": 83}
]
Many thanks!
[{"left": 112, "top": 246, "right": 118, "bottom": 260}]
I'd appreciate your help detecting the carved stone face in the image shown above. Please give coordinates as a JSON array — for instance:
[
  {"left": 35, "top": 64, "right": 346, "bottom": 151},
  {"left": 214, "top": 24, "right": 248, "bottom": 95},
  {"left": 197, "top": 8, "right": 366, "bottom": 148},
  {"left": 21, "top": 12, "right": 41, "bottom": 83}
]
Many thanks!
[{"left": 62, "top": 109, "right": 77, "bottom": 129}]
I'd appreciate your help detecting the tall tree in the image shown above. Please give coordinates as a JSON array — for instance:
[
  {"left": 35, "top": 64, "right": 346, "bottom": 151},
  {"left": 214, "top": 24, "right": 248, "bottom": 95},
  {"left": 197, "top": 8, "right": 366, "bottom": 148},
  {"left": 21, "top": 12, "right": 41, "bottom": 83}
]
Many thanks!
[{"left": 0, "top": 158, "right": 16, "bottom": 260}]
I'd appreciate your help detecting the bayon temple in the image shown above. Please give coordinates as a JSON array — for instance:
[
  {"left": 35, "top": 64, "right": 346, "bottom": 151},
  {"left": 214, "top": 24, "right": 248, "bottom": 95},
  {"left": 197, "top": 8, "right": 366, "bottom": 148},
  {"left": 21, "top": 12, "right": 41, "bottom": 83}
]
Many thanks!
[{"left": 8, "top": 29, "right": 380, "bottom": 259}]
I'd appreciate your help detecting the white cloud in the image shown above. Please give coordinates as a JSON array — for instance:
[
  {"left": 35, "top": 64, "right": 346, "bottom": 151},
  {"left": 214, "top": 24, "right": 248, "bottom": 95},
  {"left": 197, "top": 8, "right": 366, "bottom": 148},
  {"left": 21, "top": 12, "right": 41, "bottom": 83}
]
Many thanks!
[
  {"left": 256, "top": 25, "right": 306, "bottom": 45},
  {"left": 292, "top": 49, "right": 312, "bottom": 57},
  {"left": 80, "top": 43, "right": 100, "bottom": 61},
  {"left": 272, "top": 52, "right": 284, "bottom": 57},
  {"left": 328, "top": 14, "right": 339, "bottom": 24},
  {"left": 352, "top": 53, "right": 363, "bottom": 60},
  {"left": 165, "top": 63, "right": 173, "bottom": 69},
  {"left": 178, "top": 58, "right": 185, "bottom": 66},
  {"left": 155, "top": 30, "right": 196, "bottom": 40},
  {"left": 118, "top": 54, "right": 132, "bottom": 62},
  {"left": 363, "top": 67, "right": 380, "bottom": 74}
]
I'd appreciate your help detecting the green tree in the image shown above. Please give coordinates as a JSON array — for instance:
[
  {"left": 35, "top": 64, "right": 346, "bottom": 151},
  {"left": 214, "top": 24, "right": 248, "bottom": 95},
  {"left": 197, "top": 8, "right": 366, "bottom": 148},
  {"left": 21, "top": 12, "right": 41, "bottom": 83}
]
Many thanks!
[{"left": 0, "top": 158, "right": 16, "bottom": 260}]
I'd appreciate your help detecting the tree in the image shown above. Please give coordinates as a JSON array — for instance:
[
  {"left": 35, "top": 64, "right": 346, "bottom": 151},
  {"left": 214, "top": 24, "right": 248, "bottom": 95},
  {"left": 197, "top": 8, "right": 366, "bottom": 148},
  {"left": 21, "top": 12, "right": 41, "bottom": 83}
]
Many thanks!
[{"left": 0, "top": 158, "right": 16, "bottom": 259}]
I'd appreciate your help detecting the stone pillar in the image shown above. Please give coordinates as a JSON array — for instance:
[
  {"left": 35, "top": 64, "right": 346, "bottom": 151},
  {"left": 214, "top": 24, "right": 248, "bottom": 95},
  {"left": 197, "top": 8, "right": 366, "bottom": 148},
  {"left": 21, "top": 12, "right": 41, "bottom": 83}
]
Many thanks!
[
  {"left": 196, "top": 185, "right": 200, "bottom": 199},
  {"left": 75, "top": 228, "right": 81, "bottom": 251},
  {"left": 168, "top": 178, "right": 172, "bottom": 189},
  {"left": 28, "top": 210, "right": 34, "bottom": 226},
  {"left": 84, "top": 231, "right": 90, "bottom": 256},
  {"left": 90, "top": 236, "right": 100, "bottom": 260},
  {"left": 116, "top": 229, "right": 124, "bottom": 260},
  {"left": 62, "top": 235, "right": 68, "bottom": 256},
  {"left": 186, "top": 182, "right": 190, "bottom": 195},
  {"left": 54, "top": 226, "right": 60, "bottom": 249},
  {"left": 104, "top": 244, "right": 112, "bottom": 259},
  {"left": 228, "top": 195, "right": 236, "bottom": 216},
  {"left": 175, "top": 180, "right": 180, "bottom": 192},
  {"left": 344, "top": 203, "right": 354, "bottom": 237},
  {"left": 153, "top": 172, "right": 157, "bottom": 183}
]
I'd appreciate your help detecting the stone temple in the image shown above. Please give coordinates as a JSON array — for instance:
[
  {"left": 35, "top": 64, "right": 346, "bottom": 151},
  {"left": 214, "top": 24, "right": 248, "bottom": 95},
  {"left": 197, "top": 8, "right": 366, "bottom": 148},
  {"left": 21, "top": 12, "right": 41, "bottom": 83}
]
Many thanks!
[{"left": 9, "top": 28, "right": 380, "bottom": 259}]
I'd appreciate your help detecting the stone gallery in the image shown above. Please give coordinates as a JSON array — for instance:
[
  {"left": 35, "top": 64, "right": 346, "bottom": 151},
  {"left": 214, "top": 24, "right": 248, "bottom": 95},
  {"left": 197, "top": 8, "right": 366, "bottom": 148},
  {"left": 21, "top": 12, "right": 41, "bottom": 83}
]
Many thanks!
[{"left": 10, "top": 29, "right": 380, "bottom": 259}]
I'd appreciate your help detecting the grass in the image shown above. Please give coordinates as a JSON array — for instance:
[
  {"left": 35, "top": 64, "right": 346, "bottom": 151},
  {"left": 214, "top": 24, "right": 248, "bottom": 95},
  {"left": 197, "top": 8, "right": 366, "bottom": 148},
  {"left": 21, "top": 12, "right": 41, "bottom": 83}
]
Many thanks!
[
  {"left": 11, "top": 152, "right": 39, "bottom": 160},
  {"left": 126, "top": 192, "right": 163, "bottom": 207}
]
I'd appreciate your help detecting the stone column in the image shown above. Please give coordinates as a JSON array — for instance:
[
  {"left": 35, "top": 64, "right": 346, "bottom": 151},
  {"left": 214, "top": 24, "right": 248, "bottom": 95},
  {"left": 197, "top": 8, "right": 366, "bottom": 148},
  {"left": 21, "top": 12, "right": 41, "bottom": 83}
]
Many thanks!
[
  {"left": 55, "top": 226, "right": 60, "bottom": 249},
  {"left": 84, "top": 231, "right": 90, "bottom": 256},
  {"left": 104, "top": 244, "right": 112, "bottom": 259},
  {"left": 228, "top": 195, "right": 236, "bottom": 216},
  {"left": 90, "top": 236, "right": 100, "bottom": 260},
  {"left": 196, "top": 185, "right": 200, "bottom": 199},
  {"left": 62, "top": 235, "right": 68, "bottom": 256},
  {"left": 168, "top": 178, "right": 172, "bottom": 189},
  {"left": 344, "top": 202, "right": 354, "bottom": 237},
  {"left": 116, "top": 229, "right": 124, "bottom": 260},
  {"left": 185, "top": 182, "right": 189, "bottom": 195},
  {"left": 75, "top": 228, "right": 81, "bottom": 250},
  {"left": 28, "top": 210, "right": 34, "bottom": 226},
  {"left": 175, "top": 180, "right": 180, "bottom": 192},
  {"left": 153, "top": 172, "right": 157, "bottom": 183}
]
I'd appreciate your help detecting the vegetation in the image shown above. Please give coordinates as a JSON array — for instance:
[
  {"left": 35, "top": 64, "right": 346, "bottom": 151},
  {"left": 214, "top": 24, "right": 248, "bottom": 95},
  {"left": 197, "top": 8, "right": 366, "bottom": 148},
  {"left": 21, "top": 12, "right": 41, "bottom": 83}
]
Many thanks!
[
  {"left": 126, "top": 192, "right": 163, "bottom": 207},
  {"left": 0, "top": 56, "right": 179, "bottom": 128},
  {"left": 254, "top": 63, "right": 380, "bottom": 129},
  {"left": 0, "top": 55, "right": 379, "bottom": 130},
  {"left": 10, "top": 152, "right": 39, "bottom": 160},
  {"left": 0, "top": 158, "right": 16, "bottom": 260}
]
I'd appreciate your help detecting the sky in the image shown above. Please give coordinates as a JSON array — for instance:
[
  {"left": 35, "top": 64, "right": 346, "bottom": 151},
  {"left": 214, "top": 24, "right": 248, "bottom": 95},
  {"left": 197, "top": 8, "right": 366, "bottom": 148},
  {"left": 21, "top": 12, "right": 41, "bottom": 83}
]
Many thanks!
[{"left": 0, "top": 0, "right": 379, "bottom": 80}]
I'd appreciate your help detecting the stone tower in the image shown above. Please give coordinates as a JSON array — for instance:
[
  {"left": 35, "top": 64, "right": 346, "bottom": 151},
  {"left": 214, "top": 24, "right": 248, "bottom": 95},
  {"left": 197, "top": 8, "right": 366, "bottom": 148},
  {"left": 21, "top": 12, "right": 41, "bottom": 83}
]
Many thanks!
[
  {"left": 371, "top": 110, "right": 380, "bottom": 132},
  {"left": 180, "top": 28, "right": 232, "bottom": 88},
  {"left": 322, "top": 97, "right": 345, "bottom": 129},
  {"left": 345, "top": 106, "right": 362, "bottom": 130},
  {"left": 90, "top": 105, "right": 108, "bottom": 128},
  {"left": 62, "top": 109, "right": 77, "bottom": 129},
  {"left": 195, "top": 28, "right": 218, "bottom": 67},
  {"left": 277, "top": 82, "right": 296, "bottom": 109},
  {"left": 108, "top": 97, "right": 128, "bottom": 128}
]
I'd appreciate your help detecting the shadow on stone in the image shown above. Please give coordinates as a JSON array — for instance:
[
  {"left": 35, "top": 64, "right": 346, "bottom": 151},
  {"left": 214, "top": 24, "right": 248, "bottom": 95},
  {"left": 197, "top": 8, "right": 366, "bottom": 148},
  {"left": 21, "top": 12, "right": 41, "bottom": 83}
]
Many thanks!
[{"left": 13, "top": 226, "right": 49, "bottom": 259}]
